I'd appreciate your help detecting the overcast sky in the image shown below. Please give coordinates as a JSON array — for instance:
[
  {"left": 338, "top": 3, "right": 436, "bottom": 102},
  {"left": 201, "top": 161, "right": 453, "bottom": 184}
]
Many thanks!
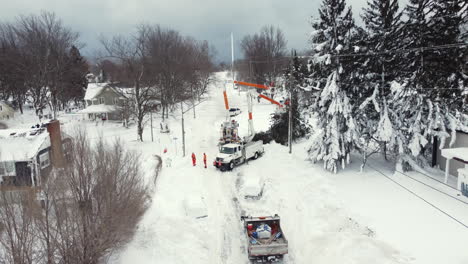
[{"left": 0, "top": 0, "right": 407, "bottom": 63}]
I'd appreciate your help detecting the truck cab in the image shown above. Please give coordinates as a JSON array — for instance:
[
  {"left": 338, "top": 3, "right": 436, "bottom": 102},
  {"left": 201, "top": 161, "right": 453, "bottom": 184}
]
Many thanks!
[{"left": 214, "top": 143, "right": 244, "bottom": 171}]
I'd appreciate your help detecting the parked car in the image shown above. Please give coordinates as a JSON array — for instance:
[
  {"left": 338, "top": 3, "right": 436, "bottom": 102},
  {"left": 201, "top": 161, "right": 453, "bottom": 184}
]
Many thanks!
[{"left": 229, "top": 107, "right": 241, "bottom": 117}]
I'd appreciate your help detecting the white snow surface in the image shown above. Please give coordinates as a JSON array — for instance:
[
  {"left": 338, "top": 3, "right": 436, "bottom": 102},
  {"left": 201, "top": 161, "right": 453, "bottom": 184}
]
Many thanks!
[
  {"left": 3, "top": 72, "right": 468, "bottom": 264},
  {"left": 79, "top": 104, "right": 121, "bottom": 114}
]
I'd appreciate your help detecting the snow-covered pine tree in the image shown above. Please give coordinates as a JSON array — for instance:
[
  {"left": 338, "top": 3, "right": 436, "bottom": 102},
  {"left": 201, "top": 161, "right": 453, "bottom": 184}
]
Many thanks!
[
  {"left": 403, "top": 0, "right": 466, "bottom": 103},
  {"left": 308, "top": 0, "right": 358, "bottom": 172},
  {"left": 392, "top": 0, "right": 468, "bottom": 168},
  {"left": 361, "top": 0, "right": 403, "bottom": 83},
  {"left": 269, "top": 54, "right": 310, "bottom": 145},
  {"left": 357, "top": 0, "right": 403, "bottom": 162},
  {"left": 427, "top": 0, "right": 467, "bottom": 104},
  {"left": 309, "top": 71, "right": 358, "bottom": 173}
]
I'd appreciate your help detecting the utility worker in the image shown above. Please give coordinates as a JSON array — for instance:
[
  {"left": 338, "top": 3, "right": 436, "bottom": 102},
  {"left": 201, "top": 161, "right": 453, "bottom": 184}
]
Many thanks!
[
  {"left": 203, "top": 153, "right": 207, "bottom": 168},
  {"left": 191, "top": 152, "right": 196, "bottom": 166}
]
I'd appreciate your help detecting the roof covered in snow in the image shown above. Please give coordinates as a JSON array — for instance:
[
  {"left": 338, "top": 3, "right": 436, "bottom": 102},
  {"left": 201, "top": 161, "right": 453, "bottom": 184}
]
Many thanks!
[
  {"left": 0, "top": 127, "right": 51, "bottom": 162},
  {"left": 441, "top": 148, "right": 468, "bottom": 163},
  {"left": 84, "top": 83, "right": 119, "bottom": 100},
  {"left": 79, "top": 104, "right": 122, "bottom": 114}
]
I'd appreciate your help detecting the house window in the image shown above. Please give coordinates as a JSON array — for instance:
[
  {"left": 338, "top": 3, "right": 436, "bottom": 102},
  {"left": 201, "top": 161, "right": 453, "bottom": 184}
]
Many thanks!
[
  {"left": 39, "top": 152, "right": 50, "bottom": 169},
  {"left": 87, "top": 100, "right": 92, "bottom": 106},
  {"left": 0, "top": 161, "right": 16, "bottom": 176},
  {"left": 114, "top": 98, "right": 119, "bottom": 105},
  {"left": 99, "top": 97, "right": 105, "bottom": 104},
  {"left": 0, "top": 105, "right": 2, "bottom": 111}
]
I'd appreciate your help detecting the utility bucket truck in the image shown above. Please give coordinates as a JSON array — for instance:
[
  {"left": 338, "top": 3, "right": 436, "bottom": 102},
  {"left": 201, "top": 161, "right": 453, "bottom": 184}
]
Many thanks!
[
  {"left": 214, "top": 81, "right": 282, "bottom": 171},
  {"left": 213, "top": 141, "right": 264, "bottom": 171}
]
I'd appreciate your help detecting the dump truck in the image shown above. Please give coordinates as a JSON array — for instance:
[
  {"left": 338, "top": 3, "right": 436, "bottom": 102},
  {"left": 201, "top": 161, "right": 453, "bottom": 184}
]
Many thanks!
[
  {"left": 213, "top": 141, "right": 264, "bottom": 171},
  {"left": 241, "top": 215, "right": 288, "bottom": 263}
]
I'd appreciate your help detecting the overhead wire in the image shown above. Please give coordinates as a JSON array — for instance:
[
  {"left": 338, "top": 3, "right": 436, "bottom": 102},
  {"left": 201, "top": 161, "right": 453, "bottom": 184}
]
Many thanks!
[{"left": 366, "top": 163, "right": 468, "bottom": 229}]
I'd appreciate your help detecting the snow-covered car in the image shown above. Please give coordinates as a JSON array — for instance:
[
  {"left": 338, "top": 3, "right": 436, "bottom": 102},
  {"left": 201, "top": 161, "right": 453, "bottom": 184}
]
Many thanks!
[
  {"left": 229, "top": 108, "right": 241, "bottom": 117},
  {"left": 242, "top": 174, "right": 265, "bottom": 200}
]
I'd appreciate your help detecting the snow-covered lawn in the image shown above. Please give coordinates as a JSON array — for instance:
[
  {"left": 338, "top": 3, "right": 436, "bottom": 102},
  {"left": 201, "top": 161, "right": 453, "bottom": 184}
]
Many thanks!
[{"left": 3, "top": 72, "right": 467, "bottom": 263}]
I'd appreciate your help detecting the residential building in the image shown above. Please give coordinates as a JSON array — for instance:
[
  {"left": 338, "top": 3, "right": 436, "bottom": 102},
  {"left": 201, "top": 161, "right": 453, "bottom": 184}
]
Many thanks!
[
  {"left": 0, "top": 120, "right": 70, "bottom": 187},
  {"left": 80, "top": 82, "right": 126, "bottom": 120},
  {"left": 0, "top": 101, "right": 14, "bottom": 120}
]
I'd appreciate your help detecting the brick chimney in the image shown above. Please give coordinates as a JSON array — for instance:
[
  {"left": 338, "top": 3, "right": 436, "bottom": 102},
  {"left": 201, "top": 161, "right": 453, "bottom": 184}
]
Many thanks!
[{"left": 47, "top": 120, "right": 65, "bottom": 168}]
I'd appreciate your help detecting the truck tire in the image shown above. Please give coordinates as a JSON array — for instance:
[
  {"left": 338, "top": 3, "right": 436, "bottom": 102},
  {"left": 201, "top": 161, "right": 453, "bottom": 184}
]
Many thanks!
[
  {"left": 229, "top": 162, "right": 234, "bottom": 170},
  {"left": 253, "top": 152, "right": 259, "bottom": 160}
]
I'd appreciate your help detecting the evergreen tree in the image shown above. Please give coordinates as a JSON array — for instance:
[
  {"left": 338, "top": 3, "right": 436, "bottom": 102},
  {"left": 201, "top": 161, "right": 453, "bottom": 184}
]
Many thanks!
[
  {"left": 357, "top": 0, "right": 403, "bottom": 161},
  {"left": 361, "top": 0, "right": 403, "bottom": 86},
  {"left": 427, "top": 0, "right": 467, "bottom": 107},
  {"left": 310, "top": 0, "right": 355, "bottom": 81},
  {"left": 269, "top": 55, "right": 310, "bottom": 145},
  {"left": 403, "top": 0, "right": 466, "bottom": 107},
  {"left": 308, "top": 0, "right": 358, "bottom": 172},
  {"left": 59, "top": 46, "right": 88, "bottom": 107},
  {"left": 392, "top": 0, "right": 468, "bottom": 167},
  {"left": 309, "top": 71, "right": 358, "bottom": 173}
]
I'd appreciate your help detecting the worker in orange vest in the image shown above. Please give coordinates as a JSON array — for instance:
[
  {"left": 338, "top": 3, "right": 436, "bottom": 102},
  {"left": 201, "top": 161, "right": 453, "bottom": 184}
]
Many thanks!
[
  {"left": 203, "top": 153, "right": 207, "bottom": 168},
  {"left": 191, "top": 152, "right": 196, "bottom": 166}
]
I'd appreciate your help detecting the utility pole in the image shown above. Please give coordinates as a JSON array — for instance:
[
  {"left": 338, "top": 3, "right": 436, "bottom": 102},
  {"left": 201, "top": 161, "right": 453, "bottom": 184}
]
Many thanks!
[
  {"left": 191, "top": 85, "right": 196, "bottom": 119},
  {"left": 288, "top": 50, "right": 294, "bottom": 154},
  {"left": 150, "top": 111, "right": 154, "bottom": 142},
  {"left": 181, "top": 101, "right": 186, "bottom": 157},
  {"left": 288, "top": 89, "right": 293, "bottom": 154}
]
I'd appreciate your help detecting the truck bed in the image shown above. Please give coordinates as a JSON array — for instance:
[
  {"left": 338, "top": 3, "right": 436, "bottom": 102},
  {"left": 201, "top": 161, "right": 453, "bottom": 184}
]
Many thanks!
[{"left": 242, "top": 215, "right": 288, "bottom": 260}]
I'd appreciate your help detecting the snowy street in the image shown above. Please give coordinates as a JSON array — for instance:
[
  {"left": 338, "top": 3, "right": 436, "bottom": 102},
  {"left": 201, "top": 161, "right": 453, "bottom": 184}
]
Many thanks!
[
  {"left": 1, "top": 1, "right": 467, "bottom": 263},
  {"left": 2, "top": 72, "right": 467, "bottom": 264},
  {"left": 106, "top": 73, "right": 468, "bottom": 264}
]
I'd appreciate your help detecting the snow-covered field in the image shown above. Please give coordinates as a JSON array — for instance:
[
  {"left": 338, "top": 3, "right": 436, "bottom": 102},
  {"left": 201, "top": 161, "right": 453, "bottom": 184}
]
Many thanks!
[{"left": 3, "top": 72, "right": 468, "bottom": 263}]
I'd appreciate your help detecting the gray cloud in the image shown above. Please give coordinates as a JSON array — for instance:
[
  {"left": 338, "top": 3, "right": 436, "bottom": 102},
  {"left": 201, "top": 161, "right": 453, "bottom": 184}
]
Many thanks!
[{"left": 0, "top": 0, "right": 406, "bottom": 63}]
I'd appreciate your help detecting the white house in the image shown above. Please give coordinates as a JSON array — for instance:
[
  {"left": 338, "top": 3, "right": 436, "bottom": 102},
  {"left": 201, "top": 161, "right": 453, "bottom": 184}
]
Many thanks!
[
  {"left": 0, "top": 101, "right": 14, "bottom": 120},
  {"left": 80, "top": 83, "right": 126, "bottom": 120}
]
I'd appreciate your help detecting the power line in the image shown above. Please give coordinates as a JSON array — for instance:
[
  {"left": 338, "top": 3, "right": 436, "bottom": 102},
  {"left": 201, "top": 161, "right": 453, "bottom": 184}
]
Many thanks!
[
  {"left": 367, "top": 163, "right": 468, "bottom": 229},
  {"left": 239, "top": 43, "right": 467, "bottom": 65},
  {"left": 394, "top": 170, "right": 468, "bottom": 206}
]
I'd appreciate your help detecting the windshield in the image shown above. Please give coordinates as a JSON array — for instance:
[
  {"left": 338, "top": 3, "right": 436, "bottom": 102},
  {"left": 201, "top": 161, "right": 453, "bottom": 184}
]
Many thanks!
[{"left": 220, "top": 147, "right": 236, "bottom": 154}]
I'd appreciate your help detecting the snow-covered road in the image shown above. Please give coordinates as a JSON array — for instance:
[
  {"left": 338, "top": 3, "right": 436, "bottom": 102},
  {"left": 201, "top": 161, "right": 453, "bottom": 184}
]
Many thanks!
[
  {"left": 5, "top": 72, "right": 466, "bottom": 263},
  {"left": 114, "top": 73, "right": 414, "bottom": 264}
]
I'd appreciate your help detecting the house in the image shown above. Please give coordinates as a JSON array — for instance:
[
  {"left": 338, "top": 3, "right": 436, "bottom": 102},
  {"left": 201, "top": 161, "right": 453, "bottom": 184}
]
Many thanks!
[
  {"left": 80, "top": 82, "right": 126, "bottom": 120},
  {"left": 0, "top": 120, "right": 70, "bottom": 187},
  {"left": 433, "top": 130, "right": 468, "bottom": 175},
  {"left": 432, "top": 130, "right": 468, "bottom": 195},
  {"left": 0, "top": 101, "right": 15, "bottom": 120}
]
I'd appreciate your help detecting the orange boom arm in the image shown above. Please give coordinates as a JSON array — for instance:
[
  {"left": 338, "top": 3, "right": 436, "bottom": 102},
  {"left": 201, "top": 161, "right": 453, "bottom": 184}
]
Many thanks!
[
  {"left": 223, "top": 90, "right": 229, "bottom": 110},
  {"left": 234, "top": 80, "right": 269, "bottom": 90},
  {"left": 258, "top": 94, "right": 283, "bottom": 107}
]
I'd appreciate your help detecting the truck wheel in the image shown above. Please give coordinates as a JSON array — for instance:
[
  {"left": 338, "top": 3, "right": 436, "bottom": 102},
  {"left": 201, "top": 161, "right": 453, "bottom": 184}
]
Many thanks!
[
  {"left": 229, "top": 162, "right": 234, "bottom": 170},
  {"left": 253, "top": 152, "right": 259, "bottom": 160}
]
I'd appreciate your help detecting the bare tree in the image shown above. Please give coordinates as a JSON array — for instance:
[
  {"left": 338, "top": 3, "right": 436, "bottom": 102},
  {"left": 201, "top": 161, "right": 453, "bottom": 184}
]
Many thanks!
[
  {"left": 0, "top": 190, "right": 40, "bottom": 264},
  {"left": 100, "top": 25, "right": 157, "bottom": 141},
  {"left": 240, "top": 25, "right": 287, "bottom": 84}
]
